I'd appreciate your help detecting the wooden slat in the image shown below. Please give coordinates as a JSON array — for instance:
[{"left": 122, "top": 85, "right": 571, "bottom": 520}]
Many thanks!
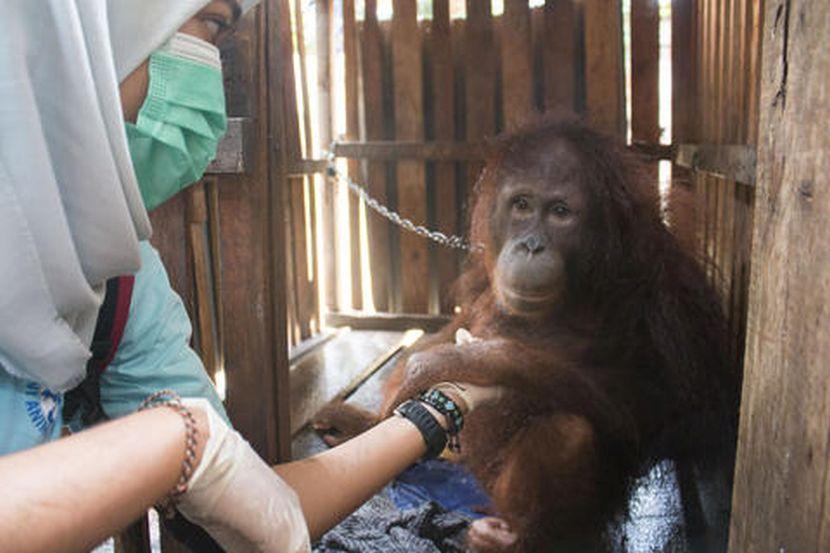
[
  {"left": 343, "top": 0, "right": 363, "bottom": 310},
  {"left": 464, "top": 0, "right": 496, "bottom": 193},
  {"left": 392, "top": 0, "right": 428, "bottom": 313},
  {"left": 205, "top": 178, "right": 226, "bottom": 373},
  {"left": 315, "top": 0, "right": 339, "bottom": 313},
  {"left": 428, "top": 0, "right": 458, "bottom": 314},
  {"left": 501, "top": 0, "right": 534, "bottom": 129},
  {"left": 282, "top": 0, "right": 314, "bottom": 341},
  {"left": 631, "top": 0, "right": 660, "bottom": 145},
  {"left": 293, "top": 0, "right": 320, "bottom": 335},
  {"left": 630, "top": 0, "right": 661, "bottom": 206},
  {"left": 729, "top": 2, "right": 830, "bottom": 550},
  {"left": 583, "top": 0, "right": 625, "bottom": 136},
  {"left": 334, "top": 140, "right": 483, "bottom": 160},
  {"left": 187, "top": 182, "right": 218, "bottom": 376},
  {"left": 326, "top": 311, "right": 451, "bottom": 333},
  {"left": 361, "top": 0, "right": 392, "bottom": 312},
  {"left": 669, "top": 0, "right": 697, "bottom": 252},
  {"left": 543, "top": 0, "right": 577, "bottom": 113}
]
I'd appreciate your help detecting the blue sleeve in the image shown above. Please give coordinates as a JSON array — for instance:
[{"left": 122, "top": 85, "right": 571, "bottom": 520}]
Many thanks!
[{"left": 97, "top": 241, "right": 230, "bottom": 424}]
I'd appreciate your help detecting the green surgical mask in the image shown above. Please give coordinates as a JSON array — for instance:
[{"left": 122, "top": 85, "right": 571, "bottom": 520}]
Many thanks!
[{"left": 126, "top": 33, "right": 228, "bottom": 211}]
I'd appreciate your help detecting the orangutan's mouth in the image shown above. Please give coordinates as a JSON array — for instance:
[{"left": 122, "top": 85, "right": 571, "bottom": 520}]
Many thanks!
[{"left": 500, "top": 286, "right": 557, "bottom": 309}]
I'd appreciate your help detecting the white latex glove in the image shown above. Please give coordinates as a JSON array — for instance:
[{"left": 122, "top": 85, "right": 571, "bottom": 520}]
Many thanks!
[{"left": 178, "top": 399, "right": 310, "bottom": 553}]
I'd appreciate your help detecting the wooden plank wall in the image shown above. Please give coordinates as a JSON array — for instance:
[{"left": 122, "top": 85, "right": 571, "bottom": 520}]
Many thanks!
[
  {"left": 680, "top": 0, "right": 763, "bottom": 371},
  {"left": 729, "top": 1, "right": 830, "bottom": 550},
  {"left": 302, "top": 0, "right": 622, "bottom": 318}
]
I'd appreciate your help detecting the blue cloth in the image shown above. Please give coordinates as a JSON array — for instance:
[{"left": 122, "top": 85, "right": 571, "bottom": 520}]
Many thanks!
[
  {"left": 388, "top": 459, "right": 492, "bottom": 519},
  {"left": 0, "top": 241, "right": 227, "bottom": 455}
]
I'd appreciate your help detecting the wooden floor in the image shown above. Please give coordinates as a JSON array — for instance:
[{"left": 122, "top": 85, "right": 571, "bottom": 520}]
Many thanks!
[{"left": 290, "top": 329, "right": 407, "bottom": 459}]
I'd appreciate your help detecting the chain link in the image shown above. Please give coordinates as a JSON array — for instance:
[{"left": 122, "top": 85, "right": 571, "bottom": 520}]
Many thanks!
[{"left": 324, "top": 149, "right": 483, "bottom": 253}]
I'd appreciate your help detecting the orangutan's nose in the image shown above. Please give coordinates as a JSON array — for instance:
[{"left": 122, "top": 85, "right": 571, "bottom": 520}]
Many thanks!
[{"left": 519, "top": 234, "right": 545, "bottom": 255}]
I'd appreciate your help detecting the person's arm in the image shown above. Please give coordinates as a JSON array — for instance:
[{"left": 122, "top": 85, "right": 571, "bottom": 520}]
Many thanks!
[
  {"left": 0, "top": 406, "right": 207, "bottom": 553},
  {"left": 276, "top": 411, "right": 431, "bottom": 540},
  {"left": 274, "top": 383, "right": 499, "bottom": 541}
]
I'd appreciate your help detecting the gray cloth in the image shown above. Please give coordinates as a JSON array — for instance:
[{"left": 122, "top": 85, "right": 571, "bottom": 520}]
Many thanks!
[{"left": 314, "top": 494, "right": 471, "bottom": 553}]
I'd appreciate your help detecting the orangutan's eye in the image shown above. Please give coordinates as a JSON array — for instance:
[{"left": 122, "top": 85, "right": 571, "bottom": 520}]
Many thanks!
[
  {"left": 511, "top": 195, "right": 531, "bottom": 212},
  {"left": 550, "top": 202, "right": 571, "bottom": 218}
]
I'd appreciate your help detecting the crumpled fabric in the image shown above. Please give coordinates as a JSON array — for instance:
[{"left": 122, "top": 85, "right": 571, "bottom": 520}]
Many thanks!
[{"left": 314, "top": 494, "right": 471, "bottom": 553}]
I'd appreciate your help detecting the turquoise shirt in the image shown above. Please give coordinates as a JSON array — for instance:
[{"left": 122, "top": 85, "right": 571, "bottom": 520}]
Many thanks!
[{"left": 0, "top": 241, "right": 228, "bottom": 455}]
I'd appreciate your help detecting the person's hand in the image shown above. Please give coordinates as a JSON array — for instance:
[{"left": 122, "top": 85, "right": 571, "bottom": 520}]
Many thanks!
[{"left": 178, "top": 399, "right": 310, "bottom": 553}]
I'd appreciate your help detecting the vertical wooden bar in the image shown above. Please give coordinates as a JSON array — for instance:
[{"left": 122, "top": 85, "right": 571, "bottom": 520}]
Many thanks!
[
  {"left": 630, "top": 0, "right": 660, "bottom": 145},
  {"left": 729, "top": 2, "right": 830, "bottom": 550},
  {"left": 342, "top": 0, "right": 363, "bottom": 310},
  {"left": 361, "top": 0, "right": 392, "bottom": 312},
  {"left": 392, "top": 0, "right": 428, "bottom": 313},
  {"left": 669, "top": 0, "right": 697, "bottom": 252},
  {"left": 501, "top": 0, "right": 534, "bottom": 129},
  {"left": 543, "top": 0, "right": 577, "bottom": 113},
  {"left": 292, "top": 0, "right": 320, "bottom": 334},
  {"left": 464, "top": 0, "right": 496, "bottom": 192},
  {"left": 630, "top": 0, "right": 660, "bottom": 207},
  {"left": 315, "top": 0, "right": 339, "bottom": 314},
  {"left": 429, "top": 0, "right": 458, "bottom": 313},
  {"left": 583, "top": 0, "right": 625, "bottom": 136},
  {"left": 283, "top": 0, "right": 314, "bottom": 340},
  {"left": 187, "top": 182, "right": 218, "bottom": 375}
]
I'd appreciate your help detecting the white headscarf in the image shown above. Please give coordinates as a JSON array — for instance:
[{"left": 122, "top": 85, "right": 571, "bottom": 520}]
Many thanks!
[{"left": 0, "top": 0, "right": 259, "bottom": 392}]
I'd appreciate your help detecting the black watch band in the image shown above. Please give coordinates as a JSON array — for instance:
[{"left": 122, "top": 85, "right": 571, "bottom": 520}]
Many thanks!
[{"left": 394, "top": 399, "right": 447, "bottom": 459}]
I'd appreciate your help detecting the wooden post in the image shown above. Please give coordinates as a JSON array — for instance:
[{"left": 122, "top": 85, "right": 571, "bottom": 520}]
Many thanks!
[
  {"left": 543, "top": 0, "right": 577, "bottom": 114},
  {"left": 728, "top": 1, "right": 830, "bottom": 551},
  {"left": 583, "top": 0, "right": 625, "bottom": 137},
  {"left": 630, "top": 0, "right": 661, "bottom": 206},
  {"left": 429, "top": 0, "right": 458, "bottom": 313},
  {"left": 315, "top": 0, "right": 338, "bottom": 314},
  {"left": 501, "top": 0, "right": 534, "bottom": 129},
  {"left": 392, "top": 0, "right": 428, "bottom": 313},
  {"left": 342, "top": 0, "right": 363, "bottom": 310},
  {"left": 361, "top": 0, "right": 392, "bottom": 312},
  {"left": 464, "top": 0, "right": 496, "bottom": 195}
]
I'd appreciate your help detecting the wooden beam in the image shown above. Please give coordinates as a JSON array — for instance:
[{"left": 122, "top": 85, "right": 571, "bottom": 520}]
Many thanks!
[
  {"left": 729, "top": 1, "right": 830, "bottom": 551},
  {"left": 674, "top": 144, "right": 756, "bottom": 185},
  {"left": 501, "top": 0, "right": 535, "bottom": 129},
  {"left": 334, "top": 140, "right": 484, "bottom": 161},
  {"left": 326, "top": 311, "right": 451, "bottom": 333}
]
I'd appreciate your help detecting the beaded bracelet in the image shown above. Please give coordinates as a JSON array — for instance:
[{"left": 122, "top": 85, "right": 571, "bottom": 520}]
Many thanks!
[
  {"left": 139, "top": 390, "right": 199, "bottom": 518},
  {"left": 419, "top": 388, "right": 465, "bottom": 453}
]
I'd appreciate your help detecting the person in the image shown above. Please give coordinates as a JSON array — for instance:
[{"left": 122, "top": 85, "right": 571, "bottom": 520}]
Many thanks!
[{"left": 0, "top": 1, "right": 503, "bottom": 551}]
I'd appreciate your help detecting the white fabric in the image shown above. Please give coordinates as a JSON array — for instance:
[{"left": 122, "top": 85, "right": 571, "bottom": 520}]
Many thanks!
[
  {"left": 180, "top": 399, "right": 311, "bottom": 553},
  {"left": 110, "top": 0, "right": 262, "bottom": 81},
  {"left": 0, "top": 1, "right": 152, "bottom": 391}
]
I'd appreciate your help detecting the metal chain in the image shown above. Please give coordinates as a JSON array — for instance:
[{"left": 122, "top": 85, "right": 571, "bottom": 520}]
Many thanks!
[{"left": 324, "top": 149, "right": 483, "bottom": 253}]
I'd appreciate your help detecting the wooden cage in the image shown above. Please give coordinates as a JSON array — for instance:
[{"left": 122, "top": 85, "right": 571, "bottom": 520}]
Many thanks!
[{"left": 120, "top": 0, "right": 830, "bottom": 551}]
